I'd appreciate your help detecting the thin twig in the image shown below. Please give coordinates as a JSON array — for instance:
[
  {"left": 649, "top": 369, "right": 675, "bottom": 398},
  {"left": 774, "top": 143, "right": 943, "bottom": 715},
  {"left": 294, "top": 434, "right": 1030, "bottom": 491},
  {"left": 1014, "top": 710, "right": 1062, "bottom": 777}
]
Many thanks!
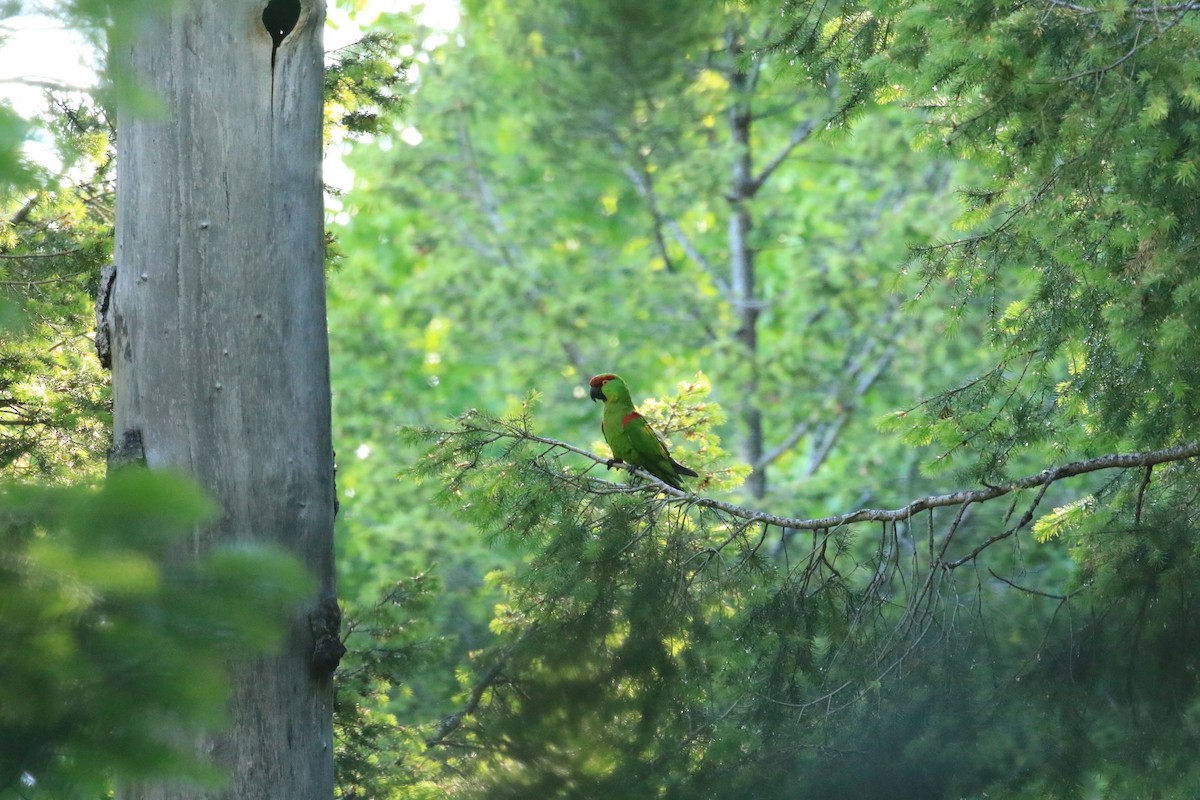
[
  {"left": 425, "top": 657, "right": 507, "bottom": 747},
  {"left": 987, "top": 568, "right": 1085, "bottom": 601},
  {"left": 1134, "top": 465, "right": 1152, "bottom": 526}
]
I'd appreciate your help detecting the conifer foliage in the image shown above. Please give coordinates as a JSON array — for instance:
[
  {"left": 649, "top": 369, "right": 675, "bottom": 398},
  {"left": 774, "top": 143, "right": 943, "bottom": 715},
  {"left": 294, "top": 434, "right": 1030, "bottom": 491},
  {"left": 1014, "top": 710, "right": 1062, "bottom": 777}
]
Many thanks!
[
  {"left": 411, "top": 388, "right": 1200, "bottom": 797},
  {"left": 354, "top": 2, "right": 1200, "bottom": 797},
  {"left": 4, "top": 0, "right": 1199, "bottom": 797}
]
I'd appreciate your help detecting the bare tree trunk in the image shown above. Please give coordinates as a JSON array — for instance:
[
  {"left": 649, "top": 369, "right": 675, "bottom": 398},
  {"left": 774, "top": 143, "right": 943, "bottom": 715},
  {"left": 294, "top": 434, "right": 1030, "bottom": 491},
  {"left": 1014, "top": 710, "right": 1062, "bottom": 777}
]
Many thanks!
[
  {"left": 108, "top": 1, "right": 337, "bottom": 797},
  {"left": 725, "top": 23, "right": 766, "bottom": 500}
]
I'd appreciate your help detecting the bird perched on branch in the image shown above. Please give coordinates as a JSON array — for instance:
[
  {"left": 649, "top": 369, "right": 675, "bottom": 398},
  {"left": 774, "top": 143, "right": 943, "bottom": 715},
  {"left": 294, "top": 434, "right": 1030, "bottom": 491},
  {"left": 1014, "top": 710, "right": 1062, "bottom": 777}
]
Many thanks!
[{"left": 588, "top": 373, "right": 699, "bottom": 490}]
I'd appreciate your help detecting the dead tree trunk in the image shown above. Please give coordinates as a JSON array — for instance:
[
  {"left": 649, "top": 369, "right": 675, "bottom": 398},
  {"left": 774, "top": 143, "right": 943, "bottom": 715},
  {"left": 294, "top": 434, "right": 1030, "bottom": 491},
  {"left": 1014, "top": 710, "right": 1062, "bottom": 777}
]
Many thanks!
[{"left": 108, "top": 1, "right": 338, "bottom": 797}]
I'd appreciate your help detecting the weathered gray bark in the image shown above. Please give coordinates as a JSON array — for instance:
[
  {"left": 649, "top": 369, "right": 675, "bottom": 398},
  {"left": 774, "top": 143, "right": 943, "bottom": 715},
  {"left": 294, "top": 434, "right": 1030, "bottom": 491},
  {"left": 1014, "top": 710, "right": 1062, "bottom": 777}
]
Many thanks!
[{"left": 108, "top": 1, "right": 336, "bottom": 797}]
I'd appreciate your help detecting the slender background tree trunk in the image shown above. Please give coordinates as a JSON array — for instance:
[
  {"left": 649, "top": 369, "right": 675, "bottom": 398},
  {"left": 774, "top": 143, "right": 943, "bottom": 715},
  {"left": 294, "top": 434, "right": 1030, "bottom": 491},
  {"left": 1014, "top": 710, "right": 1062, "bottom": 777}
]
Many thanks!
[
  {"left": 109, "top": 1, "right": 337, "bottom": 797},
  {"left": 725, "top": 23, "right": 766, "bottom": 500}
]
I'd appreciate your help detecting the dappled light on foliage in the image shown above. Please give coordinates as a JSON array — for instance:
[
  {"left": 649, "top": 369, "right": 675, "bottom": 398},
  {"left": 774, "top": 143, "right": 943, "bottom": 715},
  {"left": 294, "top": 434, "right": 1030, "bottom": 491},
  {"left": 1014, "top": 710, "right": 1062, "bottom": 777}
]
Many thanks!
[
  {"left": 5, "top": 0, "right": 1200, "bottom": 797},
  {"left": 323, "top": 0, "right": 1200, "bottom": 796},
  {"left": 0, "top": 94, "right": 114, "bottom": 481},
  {"left": 392, "top": 392, "right": 1200, "bottom": 797}
]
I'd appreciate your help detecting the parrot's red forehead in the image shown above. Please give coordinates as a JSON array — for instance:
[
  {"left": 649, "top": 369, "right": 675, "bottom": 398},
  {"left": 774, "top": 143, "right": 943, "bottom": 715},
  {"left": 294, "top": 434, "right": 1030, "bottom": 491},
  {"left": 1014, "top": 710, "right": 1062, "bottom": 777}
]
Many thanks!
[{"left": 589, "top": 374, "right": 618, "bottom": 387}]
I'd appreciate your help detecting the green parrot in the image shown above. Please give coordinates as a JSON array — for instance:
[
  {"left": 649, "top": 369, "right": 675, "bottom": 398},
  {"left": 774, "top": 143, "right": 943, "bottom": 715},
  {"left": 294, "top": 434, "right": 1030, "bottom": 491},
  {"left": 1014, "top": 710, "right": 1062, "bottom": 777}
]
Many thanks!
[{"left": 588, "top": 373, "right": 699, "bottom": 490}]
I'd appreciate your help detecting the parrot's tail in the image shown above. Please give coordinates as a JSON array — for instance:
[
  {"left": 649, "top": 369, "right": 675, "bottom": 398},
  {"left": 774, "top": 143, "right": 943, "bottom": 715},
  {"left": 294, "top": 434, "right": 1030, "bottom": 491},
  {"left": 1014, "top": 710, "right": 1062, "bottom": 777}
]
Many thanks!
[{"left": 673, "top": 460, "right": 699, "bottom": 478}]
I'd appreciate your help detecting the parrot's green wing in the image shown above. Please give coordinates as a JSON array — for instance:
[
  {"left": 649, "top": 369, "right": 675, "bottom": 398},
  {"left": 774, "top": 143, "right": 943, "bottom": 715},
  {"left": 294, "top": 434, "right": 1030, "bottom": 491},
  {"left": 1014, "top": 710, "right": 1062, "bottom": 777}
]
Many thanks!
[
  {"left": 623, "top": 413, "right": 672, "bottom": 461},
  {"left": 623, "top": 412, "right": 690, "bottom": 489}
]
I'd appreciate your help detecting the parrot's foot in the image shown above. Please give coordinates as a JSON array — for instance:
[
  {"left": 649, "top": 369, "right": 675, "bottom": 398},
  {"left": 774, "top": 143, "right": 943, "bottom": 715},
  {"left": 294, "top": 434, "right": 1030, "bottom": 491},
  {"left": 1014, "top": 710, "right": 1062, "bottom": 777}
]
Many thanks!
[{"left": 605, "top": 458, "right": 625, "bottom": 471}]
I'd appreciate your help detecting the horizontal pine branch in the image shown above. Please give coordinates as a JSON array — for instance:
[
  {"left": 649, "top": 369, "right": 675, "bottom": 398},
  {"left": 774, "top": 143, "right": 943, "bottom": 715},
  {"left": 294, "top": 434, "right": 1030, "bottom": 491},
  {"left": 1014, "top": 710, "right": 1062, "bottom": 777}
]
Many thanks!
[{"left": 506, "top": 425, "right": 1200, "bottom": 533}]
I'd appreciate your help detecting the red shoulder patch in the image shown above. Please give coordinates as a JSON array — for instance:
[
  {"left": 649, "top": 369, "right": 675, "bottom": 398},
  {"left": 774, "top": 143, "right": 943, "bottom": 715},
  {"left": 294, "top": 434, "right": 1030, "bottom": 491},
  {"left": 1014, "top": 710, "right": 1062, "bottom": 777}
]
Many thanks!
[{"left": 623, "top": 411, "right": 642, "bottom": 427}]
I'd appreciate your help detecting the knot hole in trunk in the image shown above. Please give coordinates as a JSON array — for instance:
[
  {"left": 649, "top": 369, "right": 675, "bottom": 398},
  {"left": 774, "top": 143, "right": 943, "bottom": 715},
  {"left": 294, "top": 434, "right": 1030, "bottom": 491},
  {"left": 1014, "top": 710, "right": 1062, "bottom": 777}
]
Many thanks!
[{"left": 263, "top": 0, "right": 300, "bottom": 67}]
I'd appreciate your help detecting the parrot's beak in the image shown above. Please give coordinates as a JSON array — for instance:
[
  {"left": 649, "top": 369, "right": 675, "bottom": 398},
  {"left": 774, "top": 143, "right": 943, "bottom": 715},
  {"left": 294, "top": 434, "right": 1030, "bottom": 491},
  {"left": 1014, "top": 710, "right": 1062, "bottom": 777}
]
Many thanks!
[{"left": 589, "top": 385, "right": 605, "bottom": 402}]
